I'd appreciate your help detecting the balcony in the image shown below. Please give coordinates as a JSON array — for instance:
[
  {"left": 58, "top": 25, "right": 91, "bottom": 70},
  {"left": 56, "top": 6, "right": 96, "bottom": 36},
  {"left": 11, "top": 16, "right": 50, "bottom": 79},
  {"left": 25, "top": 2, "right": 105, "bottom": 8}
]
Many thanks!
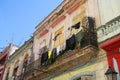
[
  {"left": 97, "top": 15, "right": 120, "bottom": 43},
  {"left": 24, "top": 58, "right": 41, "bottom": 77},
  {"left": 24, "top": 45, "right": 98, "bottom": 80}
]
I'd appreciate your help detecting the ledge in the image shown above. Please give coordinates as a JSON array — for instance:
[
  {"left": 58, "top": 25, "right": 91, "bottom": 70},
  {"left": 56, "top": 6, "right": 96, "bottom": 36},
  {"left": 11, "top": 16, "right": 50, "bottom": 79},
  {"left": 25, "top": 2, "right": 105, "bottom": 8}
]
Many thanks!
[{"left": 24, "top": 45, "right": 98, "bottom": 80}]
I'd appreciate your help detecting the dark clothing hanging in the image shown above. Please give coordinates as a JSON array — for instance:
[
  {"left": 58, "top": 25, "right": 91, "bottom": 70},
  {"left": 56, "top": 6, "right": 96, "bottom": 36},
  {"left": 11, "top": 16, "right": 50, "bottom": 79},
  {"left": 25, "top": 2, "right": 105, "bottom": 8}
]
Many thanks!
[
  {"left": 66, "top": 34, "right": 76, "bottom": 50},
  {"left": 66, "top": 38, "right": 71, "bottom": 51},
  {"left": 72, "top": 22, "right": 80, "bottom": 29},
  {"left": 46, "top": 48, "right": 57, "bottom": 65},
  {"left": 41, "top": 51, "right": 48, "bottom": 64},
  {"left": 70, "top": 34, "right": 76, "bottom": 49},
  {"left": 51, "top": 48, "right": 57, "bottom": 62}
]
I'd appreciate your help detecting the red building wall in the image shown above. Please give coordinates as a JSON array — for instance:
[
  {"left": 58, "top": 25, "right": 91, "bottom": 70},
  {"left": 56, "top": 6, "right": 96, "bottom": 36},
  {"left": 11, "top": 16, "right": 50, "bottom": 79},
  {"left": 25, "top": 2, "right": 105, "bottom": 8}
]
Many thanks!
[
  {"left": 0, "top": 48, "right": 8, "bottom": 80},
  {"left": 100, "top": 36, "right": 120, "bottom": 73}
]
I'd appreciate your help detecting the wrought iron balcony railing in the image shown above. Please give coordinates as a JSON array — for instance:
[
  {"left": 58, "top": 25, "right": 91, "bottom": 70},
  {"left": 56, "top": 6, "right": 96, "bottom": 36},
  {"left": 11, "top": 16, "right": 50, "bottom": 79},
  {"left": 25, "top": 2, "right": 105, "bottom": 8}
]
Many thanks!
[{"left": 24, "top": 57, "right": 41, "bottom": 78}]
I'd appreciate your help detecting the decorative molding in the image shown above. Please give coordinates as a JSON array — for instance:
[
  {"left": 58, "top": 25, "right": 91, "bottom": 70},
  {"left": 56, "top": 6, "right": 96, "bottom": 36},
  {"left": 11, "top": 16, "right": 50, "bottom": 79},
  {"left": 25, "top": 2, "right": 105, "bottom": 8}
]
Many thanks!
[
  {"left": 39, "top": 29, "right": 49, "bottom": 38},
  {"left": 50, "top": 15, "right": 66, "bottom": 28},
  {"left": 6, "top": 37, "right": 33, "bottom": 65},
  {"left": 97, "top": 15, "right": 120, "bottom": 42},
  {"left": 67, "top": 0, "right": 86, "bottom": 14},
  {"left": 35, "top": 1, "right": 67, "bottom": 36},
  {"left": 34, "top": 0, "right": 87, "bottom": 37},
  {"left": 71, "top": 71, "right": 96, "bottom": 80}
]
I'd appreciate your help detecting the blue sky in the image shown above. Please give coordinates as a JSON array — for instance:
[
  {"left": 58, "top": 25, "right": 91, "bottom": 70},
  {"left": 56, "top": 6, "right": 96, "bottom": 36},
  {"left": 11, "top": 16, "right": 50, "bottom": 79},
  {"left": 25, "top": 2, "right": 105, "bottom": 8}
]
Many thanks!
[{"left": 0, "top": 0, "right": 63, "bottom": 51}]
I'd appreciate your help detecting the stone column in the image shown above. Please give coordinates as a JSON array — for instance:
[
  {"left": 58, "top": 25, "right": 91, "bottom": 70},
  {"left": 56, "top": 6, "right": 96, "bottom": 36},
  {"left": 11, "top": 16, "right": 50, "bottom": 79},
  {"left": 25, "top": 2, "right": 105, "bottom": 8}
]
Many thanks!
[
  {"left": 2, "top": 68, "right": 7, "bottom": 80},
  {"left": 8, "top": 63, "right": 14, "bottom": 80},
  {"left": 17, "top": 58, "right": 24, "bottom": 76}
]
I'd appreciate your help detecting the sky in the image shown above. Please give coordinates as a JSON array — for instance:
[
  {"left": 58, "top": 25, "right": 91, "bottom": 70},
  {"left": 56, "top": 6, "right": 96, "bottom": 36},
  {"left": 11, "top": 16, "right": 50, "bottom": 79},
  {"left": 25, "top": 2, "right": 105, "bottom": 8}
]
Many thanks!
[{"left": 0, "top": 0, "right": 63, "bottom": 51}]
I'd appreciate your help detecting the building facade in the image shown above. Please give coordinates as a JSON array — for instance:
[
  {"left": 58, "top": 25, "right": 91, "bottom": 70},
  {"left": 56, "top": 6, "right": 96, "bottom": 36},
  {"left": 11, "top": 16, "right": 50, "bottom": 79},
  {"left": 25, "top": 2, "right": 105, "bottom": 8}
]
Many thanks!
[
  {"left": 2, "top": 37, "right": 33, "bottom": 80},
  {"left": 97, "top": 0, "right": 120, "bottom": 80},
  {"left": 24, "top": 0, "right": 108, "bottom": 80},
  {"left": 0, "top": 44, "right": 18, "bottom": 80},
  {"left": 2, "top": 0, "right": 120, "bottom": 80}
]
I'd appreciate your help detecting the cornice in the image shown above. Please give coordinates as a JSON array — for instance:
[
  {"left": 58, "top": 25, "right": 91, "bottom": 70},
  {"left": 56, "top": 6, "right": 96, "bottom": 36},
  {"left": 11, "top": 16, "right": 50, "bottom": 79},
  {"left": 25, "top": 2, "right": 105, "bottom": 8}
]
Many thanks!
[
  {"left": 50, "top": 15, "right": 66, "bottom": 28},
  {"left": 35, "top": 0, "right": 67, "bottom": 30},
  {"left": 34, "top": 0, "right": 87, "bottom": 37},
  {"left": 97, "top": 15, "right": 120, "bottom": 43},
  {"left": 6, "top": 37, "right": 33, "bottom": 65}
]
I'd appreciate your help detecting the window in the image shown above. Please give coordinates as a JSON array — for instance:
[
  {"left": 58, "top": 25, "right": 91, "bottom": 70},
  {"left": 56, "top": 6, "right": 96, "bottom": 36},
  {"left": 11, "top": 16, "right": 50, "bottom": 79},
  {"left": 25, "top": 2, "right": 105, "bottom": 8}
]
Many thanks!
[
  {"left": 39, "top": 40, "right": 46, "bottom": 54},
  {"left": 29, "top": 46, "right": 34, "bottom": 63},
  {"left": 5, "top": 68, "right": 10, "bottom": 80},
  {"left": 76, "top": 75, "right": 93, "bottom": 80},
  {"left": 71, "top": 72, "right": 95, "bottom": 80},
  {"left": 12, "top": 66, "right": 19, "bottom": 80},
  {"left": 12, "top": 61, "right": 19, "bottom": 80},
  {"left": 76, "top": 77, "right": 81, "bottom": 80}
]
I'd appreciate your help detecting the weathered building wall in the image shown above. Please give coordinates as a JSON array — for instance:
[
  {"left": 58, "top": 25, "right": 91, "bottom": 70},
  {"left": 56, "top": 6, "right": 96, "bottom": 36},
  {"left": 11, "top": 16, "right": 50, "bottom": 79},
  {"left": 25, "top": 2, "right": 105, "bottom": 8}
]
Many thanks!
[
  {"left": 97, "top": 0, "right": 120, "bottom": 25},
  {"left": 29, "top": 0, "right": 107, "bottom": 80},
  {"left": 2, "top": 38, "right": 33, "bottom": 80}
]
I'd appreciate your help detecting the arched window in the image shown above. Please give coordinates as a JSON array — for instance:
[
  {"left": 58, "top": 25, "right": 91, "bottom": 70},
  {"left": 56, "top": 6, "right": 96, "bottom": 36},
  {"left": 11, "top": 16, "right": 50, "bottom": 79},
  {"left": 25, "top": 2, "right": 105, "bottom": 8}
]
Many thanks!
[
  {"left": 12, "top": 60, "right": 19, "bottom": 80},
  {"left": 76, "top": 75, "right": 93, "bottom": 80},
  {"left": 5, "top": 67, "right": 10, "bottom": 80},
  {"left": 18, "top": 54, "right": 29, "bottom": 80},
  {"left": 29, "top": 46, "right": 34, "bottom": 63},
  {"left": 23, "top": 54, "right": 29, "bottom": 73},
  {"left": 71, "top": 71, "right": 95, "bottom": 80}
]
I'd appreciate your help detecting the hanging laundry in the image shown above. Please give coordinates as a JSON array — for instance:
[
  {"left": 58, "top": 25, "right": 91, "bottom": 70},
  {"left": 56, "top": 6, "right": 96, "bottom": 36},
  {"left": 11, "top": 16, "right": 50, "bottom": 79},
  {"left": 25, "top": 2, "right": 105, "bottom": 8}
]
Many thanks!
[
  {"left": 76, "top": 30, "right": 84, "bottom": 43},
  {"left": 51, "top": 48, "right": 57, "bottom": 62},
  {"left": 56, "top": 46, "right": 61, "bottom": 55},
  {"left": 47, "top": 50, "right": 52, "bottom": 65},
  {"left": 66, "top": 34, "right": 76, "bottom": 50},
  {"left": 61, "top": 42, "right": 66, "bottom": 51},
  {"left": 48, "top": 50, "right": 52, "bottom": 59},
  {"left": 41, "top": 51, "right": 48, "bottom": 65},
  {"left": 70, "top": 34, "right": 76, "bottom": 50},
  {"left": 66, "top": 37, "right": 71, "bottom": 51}
]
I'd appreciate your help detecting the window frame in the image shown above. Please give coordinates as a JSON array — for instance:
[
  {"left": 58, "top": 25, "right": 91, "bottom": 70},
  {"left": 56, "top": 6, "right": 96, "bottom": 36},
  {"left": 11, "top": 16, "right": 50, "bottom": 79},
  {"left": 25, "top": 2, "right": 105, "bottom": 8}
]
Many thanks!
[{"left": 71, "top": 71, "right": 96, "bottom": 80}]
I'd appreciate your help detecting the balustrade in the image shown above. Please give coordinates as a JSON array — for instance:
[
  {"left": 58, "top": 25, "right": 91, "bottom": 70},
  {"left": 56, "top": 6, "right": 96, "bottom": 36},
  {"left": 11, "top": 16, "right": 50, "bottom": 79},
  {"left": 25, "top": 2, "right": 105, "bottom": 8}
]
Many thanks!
[{"left": 97, "top": 15, "right": 120, "bottom": 42}]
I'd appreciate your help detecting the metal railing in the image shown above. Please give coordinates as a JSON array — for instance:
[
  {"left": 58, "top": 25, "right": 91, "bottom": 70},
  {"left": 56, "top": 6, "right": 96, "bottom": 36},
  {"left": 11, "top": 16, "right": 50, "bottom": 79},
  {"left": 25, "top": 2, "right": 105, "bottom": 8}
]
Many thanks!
[{"left": 24, "top": 58, "right": 41, "bottom": 76}]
